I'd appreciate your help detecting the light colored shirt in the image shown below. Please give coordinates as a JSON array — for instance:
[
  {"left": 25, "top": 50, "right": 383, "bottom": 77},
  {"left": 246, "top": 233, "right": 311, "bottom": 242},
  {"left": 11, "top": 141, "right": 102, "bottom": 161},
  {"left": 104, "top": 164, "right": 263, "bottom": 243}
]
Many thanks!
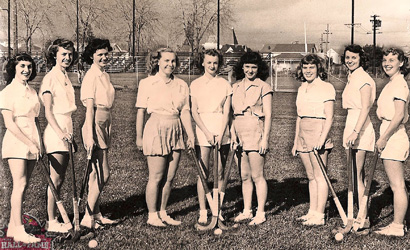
[
  {"left": 0, "top": 78, "right": 40, "bottom": 118},
  {"left": 296, "top": 78, "right": 335, "bottom": 118},
  {"left": 232, "top": 78, "right": 273, "bottom": 117},
  {"left": 377, "top": 73, "right": 409, "bottom": 123},
  {"left": 80, "top": 64, "right": 115, "bottom": 108},
  {"left": 39, "top": 66, "right": 77, "bottom": 114},
  {"left": 190, "top": 75, "right": 232, "bottom": 114},
  {"left": 342, "top": 67, "right": 376, "bottom": 110},
  {"left": 135, "top": 74, "right": 190, "bottom": 115}
]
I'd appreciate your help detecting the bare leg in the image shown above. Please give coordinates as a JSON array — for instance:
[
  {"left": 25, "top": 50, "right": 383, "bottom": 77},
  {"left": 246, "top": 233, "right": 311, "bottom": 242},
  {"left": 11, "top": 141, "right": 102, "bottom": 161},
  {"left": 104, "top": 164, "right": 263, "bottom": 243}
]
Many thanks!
[
  {"left": 299, "top": 152, "right": 317, "bottom": 212},
  {"left": 159, "top": 150, "right": 181, "bottom": 211},
  {"left": 196, "top": 146, "right": 211, "bottom": 211},
  {"left": 145, "top": 156, "right": 167, "bottom": 213},
  {"left": 47, "top": 152, "right": 68, "bottom": 221},
  {"left": 239, "top": 151, "right": 253, "bottom": 212},
  {"left": 309, "top": 150, "right": 329, "bottom": 213},
  {"left": 248, "top": 152, "right": 267, "bottom": 213}
]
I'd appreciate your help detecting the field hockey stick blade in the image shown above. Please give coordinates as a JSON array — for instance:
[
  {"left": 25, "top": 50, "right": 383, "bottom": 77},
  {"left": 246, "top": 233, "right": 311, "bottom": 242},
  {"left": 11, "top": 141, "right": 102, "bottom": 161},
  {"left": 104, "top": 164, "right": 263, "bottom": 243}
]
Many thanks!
[{"left": 79, "top": 148, "right": 93, "bottom": 203}]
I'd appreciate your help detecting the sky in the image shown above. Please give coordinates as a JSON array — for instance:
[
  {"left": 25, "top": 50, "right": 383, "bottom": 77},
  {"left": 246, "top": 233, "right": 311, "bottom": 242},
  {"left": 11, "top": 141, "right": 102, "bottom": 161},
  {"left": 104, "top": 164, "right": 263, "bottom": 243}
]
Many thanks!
[{"left": 223, "top": 0, "right": 410, "bottom": 53}]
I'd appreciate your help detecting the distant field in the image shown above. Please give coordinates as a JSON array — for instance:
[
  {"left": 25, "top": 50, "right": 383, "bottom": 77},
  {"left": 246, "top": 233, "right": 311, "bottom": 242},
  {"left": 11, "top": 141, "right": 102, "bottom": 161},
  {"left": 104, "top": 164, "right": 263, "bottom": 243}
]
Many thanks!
[{"left": 0, "top": 80, "right": 409, "bottom": 249}]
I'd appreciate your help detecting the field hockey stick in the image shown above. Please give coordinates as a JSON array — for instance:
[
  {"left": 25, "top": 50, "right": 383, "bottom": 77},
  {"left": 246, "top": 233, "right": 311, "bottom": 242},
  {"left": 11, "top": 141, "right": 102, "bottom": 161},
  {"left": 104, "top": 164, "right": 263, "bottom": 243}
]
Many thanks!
[
  {"left": 353, "top": 152, "right": 379, "bottom": 231},
  {"left": 211, "top": 145, "right": 220, "bottom": 229},
  {"left": 189, "top": 148, "right": 217, "bottom": 230},
  {"left": 219, "top": 143, "right": 238, "bottom": 207},
  {"left": 79, "top": 147, "right": 93, "bottom": 204},
  {"left": 342, "top": 147, "right": 354, "bottom": 234},
  {"left": 38, "top": 158, "right": 74, "bottom": 237},
  {"left": 68, "top": 141, "right": 81, "bottom": 241},
  {"left": 313, "top": 149, "right": 347, "bottom": 226}
]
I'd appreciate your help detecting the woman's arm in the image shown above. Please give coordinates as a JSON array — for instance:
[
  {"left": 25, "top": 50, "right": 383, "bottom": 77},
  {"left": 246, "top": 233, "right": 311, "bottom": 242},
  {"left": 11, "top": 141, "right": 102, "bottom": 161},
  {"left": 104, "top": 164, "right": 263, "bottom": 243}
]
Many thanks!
[
  {"left": 191, "top": 96, "right": 215, "bottom": 145},
  {"left": 292, "top": 116, "right": 301, "bottom": 156},
  {"left": 84, "top": 99, "right": 95, "bottom": 151},
  {"left": 43, "top": 93, "right": 71, "bottom": 141},
  {"left": 315, "top": 100, "right": 334, "bottom": 150},
  {"left": 1, "top": 110, "right": 40, "bottom": 158},
  {"left": 260, "top": 93, "right": 272, "bottom": 154},
  {"left": 180, "top": 109, "right": 196, "bottom": 149},
  {"left": 346, "top": 84, "right": 372, "bottom": 147},
  {"left": 135, "top": 108, "right": 146, "bottom": 151},
  {"left": 376, "top": 99, "right": 406, "bottom": 152}
]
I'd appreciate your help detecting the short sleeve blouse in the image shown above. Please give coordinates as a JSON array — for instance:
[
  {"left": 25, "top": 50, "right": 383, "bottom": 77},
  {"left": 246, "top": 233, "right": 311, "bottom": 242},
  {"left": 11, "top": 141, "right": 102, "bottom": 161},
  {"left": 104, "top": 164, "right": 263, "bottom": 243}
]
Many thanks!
[
  {"left": 190, "top": 75, "right": 232, "bottom": 114},
  {"left": 0, "top": 79, "right": 40, "bottom": 118},
  {"left": 39, "top": 66, "right": 77, "bottom": 114},
  {"left": 342, "top": 67, "right": 376, "bottom": 109},
  {"left": 232, "top": 78, "right": 273, "bottom": 117},
  {"left": 296, "top": 78, "right": 336, "bottom": 118},
  {"left": 377, "top": 73, "right": 410, "bottom": 123},
  {"left": 80, "top": 64, "right": 115, "bottom": 108},
  {"left": 135, "top": 74, "right": 190, "bottom": 115}
]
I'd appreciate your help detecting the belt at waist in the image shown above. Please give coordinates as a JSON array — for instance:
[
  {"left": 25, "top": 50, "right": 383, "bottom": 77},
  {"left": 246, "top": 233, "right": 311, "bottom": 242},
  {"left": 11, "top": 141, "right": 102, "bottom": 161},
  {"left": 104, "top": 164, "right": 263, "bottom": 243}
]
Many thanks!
[
  {"left": 150, "top": 113, "right": 179, "bottom": 119},
  {"left": 94, "top": 106, "right": 111, "bottom": 111},
  {"left": 299, "top": 116, "right": 325, "bottom": 120}
]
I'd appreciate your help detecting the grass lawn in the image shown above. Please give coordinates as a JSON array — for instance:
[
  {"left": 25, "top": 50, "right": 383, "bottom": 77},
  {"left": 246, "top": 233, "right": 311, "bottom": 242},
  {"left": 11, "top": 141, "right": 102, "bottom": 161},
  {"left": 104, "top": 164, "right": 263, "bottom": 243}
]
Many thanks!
[{"left": 0, "top": 74, "right": 409, "bottom": 249}]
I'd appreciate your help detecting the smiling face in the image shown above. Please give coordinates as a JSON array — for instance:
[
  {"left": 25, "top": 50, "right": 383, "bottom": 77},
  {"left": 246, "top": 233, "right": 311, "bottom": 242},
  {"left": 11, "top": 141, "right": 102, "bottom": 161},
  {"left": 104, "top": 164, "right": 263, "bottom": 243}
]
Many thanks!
[
  {"left": 15, "top": 60, "right": 32, "bottom": 82},
  {"left": 158, "top": 52, "right": 177, "bottom": 76},
  {"left": 302, "top": 63, "right": 318, "bottom": 83},
  {"left": 203, "top": 55, "right": 219, "bottom": 77},
  {"left": 243, "top": 63, "right": 258, "bottom": 80},
  {"left": 382, "top": 52, "right": 403, "bottom": 77},
  {"left": 56, "top": 46, "right": 73, "bottom": 70},
  {"left": 344, "top": 50, "right": 361, "bottom": 72},
  {"left": 92, "top": 48, "right": 109, "bottom": 69}
]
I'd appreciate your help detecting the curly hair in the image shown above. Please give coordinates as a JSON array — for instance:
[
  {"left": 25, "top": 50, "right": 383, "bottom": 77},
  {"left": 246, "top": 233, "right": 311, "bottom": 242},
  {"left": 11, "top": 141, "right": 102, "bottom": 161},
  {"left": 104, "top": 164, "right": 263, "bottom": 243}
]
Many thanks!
[
  {"left": 382, "top": 47, "right": 410, "bottom": 77},
  {"left": 295, "top": 54, "right": 327, "bottom": 82},
  {"left": 234, "top": 52, "right": 269, "bottom": 81},
  {"left": 197, "top": 49, "right": 224, "bottom": 73},
  {"left": 5, "top": 53, "right": 37, "bottom": 85},
  {"left": 46, "top": 38, "right": 77, "bottom": 69},
  {"left": 341, "top": 44, "right": 368, "bottom": 70},
  {"left": 146, "top": 48, "right": 179, "bottom": 75},
  {"left": 82, "top": 38, "right": 113, "bottom": 65}
]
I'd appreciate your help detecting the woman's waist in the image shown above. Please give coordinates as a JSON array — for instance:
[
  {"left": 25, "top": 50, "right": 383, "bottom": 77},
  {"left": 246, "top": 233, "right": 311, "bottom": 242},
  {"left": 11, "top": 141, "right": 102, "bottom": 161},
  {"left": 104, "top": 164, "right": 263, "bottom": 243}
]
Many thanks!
[{"left": 150, "top": 113, "right": 180, "bottom": 120}]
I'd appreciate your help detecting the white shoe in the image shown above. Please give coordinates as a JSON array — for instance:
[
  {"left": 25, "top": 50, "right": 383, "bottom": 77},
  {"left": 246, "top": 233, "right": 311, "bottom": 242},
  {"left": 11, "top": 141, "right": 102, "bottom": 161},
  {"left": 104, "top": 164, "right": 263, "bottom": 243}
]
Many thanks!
[
  {"left": 302, "top": 215, "right": 325, "bottom": 226},
  {"left": 374, "top": 223, "right": 405, "bottom": 237},
  {"left": 94, "top": 213, "right": 119, "bottom": 225},
  {"left": 249, "top": 212, "right": 266, "bottom": 226},
  {"left": 234, "top": 211, "right": 253, "bottom": 222},
  {"left": 160, "top": 214, "right": 181, "bottom": 226},
  {"left": 80, "top": 214, "right": 102, "bottom": 229},
  {"left": 13, "top": 225, "right": 41, "bottom": 244},
  {"left": 147, "top": 217, "right": 166, "bottom": 227},
  {"left": 296, "top": 213, "right": 313, "bottom": 222},
  {"left": 46, "top": 220, "right": 69, "bottom": 233}
]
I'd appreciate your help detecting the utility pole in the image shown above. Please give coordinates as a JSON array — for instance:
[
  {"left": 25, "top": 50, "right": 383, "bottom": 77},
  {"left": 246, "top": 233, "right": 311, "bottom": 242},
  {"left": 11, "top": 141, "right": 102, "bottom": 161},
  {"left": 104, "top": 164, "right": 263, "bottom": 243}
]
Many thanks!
[
  {"left": 345, "top": 0, "right": 360, "bottom": 44},
  {"left": 319, "top": 34, "right": 324, "bottom": 53},
  {"left": 132, "top": 0, "right": 135, "bottom": 66},
  {"left": 370, "top": 15, "right": 382, "bottom": 75},
  {"left": 13, "top": 0, "right": 17, "bottom": 55},
  {"left": 323, "top": 24, "right": 331, "bottom": 55},
  {"left": 217, "top": 0, "right": 220, "bottom": 50}
]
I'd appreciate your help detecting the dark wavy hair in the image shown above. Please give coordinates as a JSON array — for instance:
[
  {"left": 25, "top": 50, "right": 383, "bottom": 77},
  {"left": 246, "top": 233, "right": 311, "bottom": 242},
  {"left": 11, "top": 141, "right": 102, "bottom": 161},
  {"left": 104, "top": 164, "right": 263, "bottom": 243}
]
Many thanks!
[
  {"left": 341, "top": 44, "right": 368, "bottom": 70},
  {"left": 5, "top": 53, "right": 37, "bottom": 85},
  {"left": 46, "top": 38, "right": 77, "bottom": 69},
  {"left": 146, "top": 48, "right": 179, "bottom": 75},
  {"left": 295, "top": 54, "right": 327, "bottom": 82},
  {"left": 382, "top": 47, "right": 410, "bottom": 77},
  {"left": 82, "top": 38, "right": 113, "bottom": 65},
  {"left": 197, "top": 49, "right": 223, "bottom": 73},
  {"left": 234, "top": 52, "right": 269, "bottom": 81}
]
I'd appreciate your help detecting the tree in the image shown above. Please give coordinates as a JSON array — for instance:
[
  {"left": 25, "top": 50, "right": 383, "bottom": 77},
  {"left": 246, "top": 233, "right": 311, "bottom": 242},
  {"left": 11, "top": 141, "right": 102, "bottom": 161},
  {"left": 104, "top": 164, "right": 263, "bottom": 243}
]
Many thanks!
[
  {"left": 363, "top": 44, "right": 384, "bottom": 76},
  {"left": 17, "top": 0, "right": 52, "bottom": 53},
  {"left": 113, "top": 0, "right": 160, "bottom": 53},
  {"left": 171, "top": 0, "right": 234, "bottom": 53}
]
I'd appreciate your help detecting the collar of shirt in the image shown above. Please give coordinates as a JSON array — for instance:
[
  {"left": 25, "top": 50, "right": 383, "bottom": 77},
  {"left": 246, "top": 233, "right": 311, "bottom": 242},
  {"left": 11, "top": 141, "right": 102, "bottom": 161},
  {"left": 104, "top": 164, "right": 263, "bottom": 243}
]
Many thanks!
[
  {"left": 152, "top": 73, "right": 175, "bottom": 85},
  {"left": 11, "top": 78, "right": 29, "bottom": 92},
  {"left": 51, "top": 66, "right": 68, "bottom": 86},
  {"left": 388, "top": 72, "right": 404, "bottom": 84},
  {"left": 348, "top": 66, "right": 364, "bottom": 82},
  {"left": 242, "top": 78, "right": 261, "bottom": 91},
  {"left": 90, "top": 63, "right": 105, "bottom": 77}
]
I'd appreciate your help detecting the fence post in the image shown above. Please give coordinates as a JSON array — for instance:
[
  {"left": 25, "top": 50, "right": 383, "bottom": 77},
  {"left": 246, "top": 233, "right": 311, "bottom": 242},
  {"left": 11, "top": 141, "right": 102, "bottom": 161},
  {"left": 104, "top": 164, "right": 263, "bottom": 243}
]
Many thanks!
[
  {"left": 136, "top": 56, "right": 139, "bottom": 88},
  {"left": 270, "top": 55, "right": 273, "bottom": 89},
  {"left": 274, "top": 58, "right": 278, "bottom": 92},
  {"left": 188, "top": 56, "right": 191, "bottom": 84}
]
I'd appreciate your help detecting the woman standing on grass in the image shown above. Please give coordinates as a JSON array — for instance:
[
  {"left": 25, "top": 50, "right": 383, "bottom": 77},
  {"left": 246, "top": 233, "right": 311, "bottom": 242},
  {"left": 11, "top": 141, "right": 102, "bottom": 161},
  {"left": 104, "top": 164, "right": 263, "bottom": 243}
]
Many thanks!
[
  {"left": 0, "top": 53, "right": 41, "bottom": 244},
  {"left": 231, "top": 52, "right": 272, "bottom": 225},
  {"left": 136, "top": 48, "right": 195, "bottom": 227},
  {"left": 292, "top": 54, "right": 335, "bottom": 226},
  {"left": 373, "top": 48, "right": 409, "bottom": 237},
  {"left": 342, "top": 44, "right": 376, "bottom": 229},
  {"left": 40, "top": 39, "right": 77, "bottom": 233},
  {"left": 80, "top": 38, "right": 118, "bottom": 229},
  {"left": 190, "top": 49, "right": 232, "bottom": 223}
]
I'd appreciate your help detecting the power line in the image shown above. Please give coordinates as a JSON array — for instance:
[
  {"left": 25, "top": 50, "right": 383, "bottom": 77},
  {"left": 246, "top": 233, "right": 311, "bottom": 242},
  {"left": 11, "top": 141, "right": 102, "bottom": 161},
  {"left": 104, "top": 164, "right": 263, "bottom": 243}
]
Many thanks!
[{"left": 370, "top": 15, "right": 382, "bottom": 75}]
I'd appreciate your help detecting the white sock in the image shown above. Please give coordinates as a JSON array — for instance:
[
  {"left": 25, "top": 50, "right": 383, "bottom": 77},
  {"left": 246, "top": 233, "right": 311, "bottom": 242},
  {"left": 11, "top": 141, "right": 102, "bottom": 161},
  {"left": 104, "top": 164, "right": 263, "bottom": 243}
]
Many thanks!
[
  {"left": 148, "top": 212, "right": 159, "bottom": 220},
  {"left": 243, "top": 209, "right": 252, "bottom": 215},
  {"left": 159, "top": 210, "right": 168, "bottom": 218},
  {"left": 199, "top": 210, "right": 207, "bottom": 217}
]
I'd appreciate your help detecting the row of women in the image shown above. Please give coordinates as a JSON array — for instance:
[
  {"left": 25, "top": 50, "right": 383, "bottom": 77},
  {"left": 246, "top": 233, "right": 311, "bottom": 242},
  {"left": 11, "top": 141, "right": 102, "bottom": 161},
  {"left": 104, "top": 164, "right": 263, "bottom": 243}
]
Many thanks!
[
  {"left": 293, "top": 45, "right": 409, "bottom": 237},
  {"left": 0, "top": 36, "right": 408, "bottom": 244}
]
